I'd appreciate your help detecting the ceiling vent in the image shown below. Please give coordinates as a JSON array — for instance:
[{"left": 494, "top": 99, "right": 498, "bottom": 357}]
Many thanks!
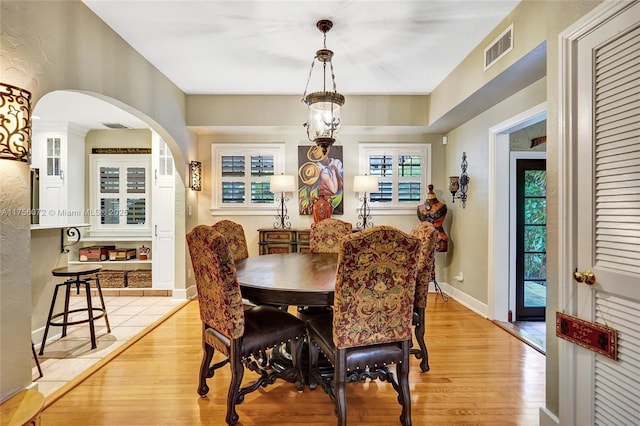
[
  {"left": 101, "top": 122, "right": 130, "bottom": 129},
  {"left": 484, "top": 24, "right": 513, "bottom": 71}
]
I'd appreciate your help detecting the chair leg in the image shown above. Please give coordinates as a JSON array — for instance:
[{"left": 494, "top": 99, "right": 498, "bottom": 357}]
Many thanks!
[
  {"left": 413, "top": 307, "right": 430, "bottom": 372},
  {"left": 398, "top": 342, "right": 412, "bottom": 426},
  {"left": 335, "top": 349, "right": 347, "bottom": 426},
  {"left": 308, "top": 338, "right": 319, "bottom": 390},
  {"left": 226, "top": 343, "right": 244, "bottom": 426},
  {"left": 290, "top": 337, "right": 304, "bottom": 392},
  {"left": 198, "top": 341, "right": 215, "bottom": 397}
]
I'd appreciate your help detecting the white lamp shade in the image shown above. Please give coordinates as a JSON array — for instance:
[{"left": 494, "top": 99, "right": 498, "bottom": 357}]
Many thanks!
[
  {"left": 270, "top": 174, "right": 296, "bottom": 193},
  {"left": 353, "top": 175, "right": 379, "bottom": 193}
]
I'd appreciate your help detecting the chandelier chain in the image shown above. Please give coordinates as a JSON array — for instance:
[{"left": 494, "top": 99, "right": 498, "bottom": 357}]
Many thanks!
[{"left": 301, "top": 58, "right": 317, "bottom": 102}]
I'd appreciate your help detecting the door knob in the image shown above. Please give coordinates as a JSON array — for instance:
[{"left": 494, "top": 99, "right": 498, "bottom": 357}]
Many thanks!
[{"left": 573, "top": 269, "right": 596, "bottom": 285}]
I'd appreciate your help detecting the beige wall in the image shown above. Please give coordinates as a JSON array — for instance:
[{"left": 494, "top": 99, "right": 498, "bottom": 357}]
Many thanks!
[
  {"left": 0, "top": 0, "right": 195, "bottom": 399},
  {"left": 0, "top": 0, "right": 606, "bottom": 419},
  {"left": 445, "top": 77, "right": 546, "bottom": 305},
  {"left": 195, "top": 127, "right": 446, "bottom": 264},
  {"left": 435, "top": 0, "right": 602, "bottom": 419}
]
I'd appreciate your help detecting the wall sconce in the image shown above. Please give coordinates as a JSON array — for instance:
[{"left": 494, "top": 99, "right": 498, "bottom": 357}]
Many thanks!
[
  {"left": 0, "top": 82, "right": 32, "bottom": 163},
  {"left": 189, "top": 161, "right": 202, "bottom": 191},
  {"left": 353, "top": 175, "right": 379, "bottom": 229},
  {"left": 449, "top": 152, "right": 469, "bottom": 208},
  {"left": 270, "top": 174, "right": 296, "bottom": 229}
]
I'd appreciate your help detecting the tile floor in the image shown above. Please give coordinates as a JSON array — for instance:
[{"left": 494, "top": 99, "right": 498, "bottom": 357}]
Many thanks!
[{"left": 32, "top": 294, "right": 186, "bottom": 398}]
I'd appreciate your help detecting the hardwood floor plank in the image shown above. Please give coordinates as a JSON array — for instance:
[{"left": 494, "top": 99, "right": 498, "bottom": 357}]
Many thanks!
[{"left": 41, "top": 294, "right": 545, "bottom": 425}]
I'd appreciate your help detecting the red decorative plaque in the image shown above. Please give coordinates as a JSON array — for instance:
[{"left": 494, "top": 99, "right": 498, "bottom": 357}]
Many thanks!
[{"left": 556, "top": 312, "right": 617, "bottom": 360}]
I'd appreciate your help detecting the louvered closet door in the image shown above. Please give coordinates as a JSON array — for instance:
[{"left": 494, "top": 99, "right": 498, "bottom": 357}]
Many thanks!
[{"left": 575, "top": 3, "right": 640, "bottom": 425}]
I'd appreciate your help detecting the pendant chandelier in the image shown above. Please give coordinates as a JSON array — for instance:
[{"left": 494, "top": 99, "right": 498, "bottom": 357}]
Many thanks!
[{"left": 302, "top": 19, "right": 345, "bottom": 155}]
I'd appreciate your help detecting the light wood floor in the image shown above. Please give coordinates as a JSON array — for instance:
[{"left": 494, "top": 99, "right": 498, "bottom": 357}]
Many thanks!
[{"left": 40, "top": 294, "right": 545, "bottom": 425}]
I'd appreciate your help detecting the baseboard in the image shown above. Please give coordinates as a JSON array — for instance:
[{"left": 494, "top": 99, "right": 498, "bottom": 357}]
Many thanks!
[
  {"left": 432, "top": 281, "right": 489, "bottom": 318},
  {"left": 172, "top": 285, "right": 196, "bottom": 300}
]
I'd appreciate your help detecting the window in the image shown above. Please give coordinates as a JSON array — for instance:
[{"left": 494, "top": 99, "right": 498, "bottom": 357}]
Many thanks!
[
  {"left": 46, "top": 137, "right": 61, "bottom": 177},
  {"left": 157, "top": 140, "right": 174, "bottom": 176},
  {"left": 359, "top": 144, "right": 431, "bottom": 213},
  {"left": 211, "top": 144, "right": 285, "bottom": 214},
  {"left": 90, "top": 154, "right": 151, "bottom": 236}
]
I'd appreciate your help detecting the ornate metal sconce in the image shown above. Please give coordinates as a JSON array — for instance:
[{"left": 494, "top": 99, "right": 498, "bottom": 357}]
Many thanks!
[
  {"left": 0, "top": 82, "right": 32, "bottom": 163},
  {"left": 449, "top": 152, "right": 469, "bottom": 208},
  {"left": 189, "top": 161, "right": 202, "bottom": 191}
]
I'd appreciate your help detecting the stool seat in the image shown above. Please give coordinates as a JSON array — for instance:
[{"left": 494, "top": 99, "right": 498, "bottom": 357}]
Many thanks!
[
  {"left": 52, "top": 264, "right": 102, "bottom": 277},
  {"left": 40, "top": 264, "right": 110, "bottom": 355}
]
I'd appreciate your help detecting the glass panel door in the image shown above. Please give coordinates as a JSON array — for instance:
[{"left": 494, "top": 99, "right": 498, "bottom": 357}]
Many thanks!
[{"left": 516, "top": 159, "right": 546, "bottom": 321}]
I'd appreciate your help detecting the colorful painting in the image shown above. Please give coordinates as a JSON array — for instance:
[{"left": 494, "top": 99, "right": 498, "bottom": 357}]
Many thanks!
[{"left": 298, "top": 145, "right": 344, "bottom": 215}]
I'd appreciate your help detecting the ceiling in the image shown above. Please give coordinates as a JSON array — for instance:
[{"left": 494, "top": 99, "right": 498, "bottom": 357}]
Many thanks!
[{"left": 34, "top": 0, "right": 521, "bottom": 130}]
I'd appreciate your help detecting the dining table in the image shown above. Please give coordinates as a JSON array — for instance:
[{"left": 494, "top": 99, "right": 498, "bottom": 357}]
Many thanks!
[
  {"left": 235, "top": 252, "right": 338, "bottom": 308},
  {"left": 235, "top": 251, "right": 339, "bottom": 382}
]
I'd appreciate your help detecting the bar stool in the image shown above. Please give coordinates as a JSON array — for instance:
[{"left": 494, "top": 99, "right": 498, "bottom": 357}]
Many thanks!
[{"left": 39, "top": 264, "right": 111, "bottom": 355}]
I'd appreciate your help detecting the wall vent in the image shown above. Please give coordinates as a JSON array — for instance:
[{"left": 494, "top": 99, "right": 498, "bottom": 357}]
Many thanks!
[
  {"left": 101, "top": 122, "right": 130, "bottom": 129},
  {"left": 484, "top": 24, "right": 513, "bottom": 71}
]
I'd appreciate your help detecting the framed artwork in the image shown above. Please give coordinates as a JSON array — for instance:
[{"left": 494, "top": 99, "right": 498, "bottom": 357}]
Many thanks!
[{"left": 297, "top": 145, "right": 344, "bottom": 215}]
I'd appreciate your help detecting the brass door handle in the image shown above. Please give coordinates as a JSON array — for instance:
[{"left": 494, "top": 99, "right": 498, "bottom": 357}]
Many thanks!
[{"left": 573, "top": 269, "right": 596, "bottom": 285}]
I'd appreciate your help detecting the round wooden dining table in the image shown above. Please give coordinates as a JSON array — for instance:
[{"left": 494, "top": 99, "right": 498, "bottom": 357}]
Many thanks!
[{"left": 235, "top": 252, "right": 338, "bottom": 307}]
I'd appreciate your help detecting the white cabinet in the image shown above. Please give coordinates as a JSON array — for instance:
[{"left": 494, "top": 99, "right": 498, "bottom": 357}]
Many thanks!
[
  {"left": 31, "top": 122, "right": 86, "bottom": 226},
  {"left": 151, "top": 134, "right": 175, "bottom": 290}
]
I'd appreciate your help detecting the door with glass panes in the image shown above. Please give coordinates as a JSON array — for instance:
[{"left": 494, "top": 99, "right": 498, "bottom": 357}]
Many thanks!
[{"left": 515, "top": 159, "right": 546, "bottom": 321}]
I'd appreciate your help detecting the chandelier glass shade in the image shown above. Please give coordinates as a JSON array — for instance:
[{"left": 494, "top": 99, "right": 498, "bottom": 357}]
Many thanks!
[{"left": 302, "top": 19, "right": 345, "bottom": 155}]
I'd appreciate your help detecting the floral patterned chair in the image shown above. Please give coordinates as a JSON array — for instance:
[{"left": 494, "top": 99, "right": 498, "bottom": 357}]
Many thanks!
[
  {"left": 309, "top": 218, "right": 353, "bottom": 253},
  {"left": 306, "top": 225, "right": 421, "bottom": 426},
  {"left": 211, "top": 220, "right": 249, "bottom": 262},
  {"left": 410, "top": 221, "right": 438, "bottom": 372},
  {"left": 186, "top": 225, "right": 306, "bottom": 425}
]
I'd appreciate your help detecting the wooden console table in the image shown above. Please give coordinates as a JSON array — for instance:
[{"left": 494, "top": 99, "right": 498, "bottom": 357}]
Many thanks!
[{"left": 258, "top": 228, "right": 310, "bottom": 255}]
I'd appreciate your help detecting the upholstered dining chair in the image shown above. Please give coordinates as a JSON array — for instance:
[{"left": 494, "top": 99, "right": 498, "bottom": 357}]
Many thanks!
[
  {"left": 410, "top": 221, "right": 438, "bottom": 372},
  {"left": 211, "top": 220, "right": 249, "bottom": 262},
  {"left": 186, "top": 225, "right": 306, "bottom": 425},
  {"left": 307, "top": 225, "right": 421, "bottom": 426},
  {"left": 309, "top": 217, "right": 353, "bottom": 253}
]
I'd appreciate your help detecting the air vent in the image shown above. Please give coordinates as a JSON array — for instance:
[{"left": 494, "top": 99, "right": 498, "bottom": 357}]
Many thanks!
[
  {"left": 484, "top": 24, "right": 513, "bottom": 71},
  {"left": 101, "top": 122, "right": 130, "bottom": 129}
]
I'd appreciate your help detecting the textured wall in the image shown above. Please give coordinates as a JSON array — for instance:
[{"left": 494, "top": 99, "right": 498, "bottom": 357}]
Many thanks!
[{"left": 0, "top": 162, "right": 32, "bottom": 401}]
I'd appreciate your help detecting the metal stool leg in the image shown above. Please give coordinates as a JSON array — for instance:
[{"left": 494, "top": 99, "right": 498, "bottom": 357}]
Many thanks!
[
  {"left": 84, "top": 280, "right": 97, "bottom": 349},
  {"left": 94, "top": 276, "right": 111, "bottom": 333},
  {"left": 433, "top": 279, "right": 449, "bottom": 302},
  {"left": 32, "top": 342, "right": 43, "bottom": 379},
  {"left": 61, "top": 280, "right": 73, "bottom": 338},
  {"left": 40, "top": 283, "right": 62, "bottom": 355}
]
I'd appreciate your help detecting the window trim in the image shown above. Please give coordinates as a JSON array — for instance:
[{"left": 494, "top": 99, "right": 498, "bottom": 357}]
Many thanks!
[
  {"left": 358, "top": 143, "right": 431, "bottom": 215},
  {"left": 89, "top": 154, "right": 152, "bottom": 238},
  {"left": 210, "top": 143, "right": 286, "bottom": 215}
]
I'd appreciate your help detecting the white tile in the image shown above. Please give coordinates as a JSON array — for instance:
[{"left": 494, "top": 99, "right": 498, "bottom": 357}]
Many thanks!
[
  {"left": 107, "top": 304, "right": 148, "bottom": 316},
  {"left": 34, "top": 295, "right": 186, "bottom": 398}
]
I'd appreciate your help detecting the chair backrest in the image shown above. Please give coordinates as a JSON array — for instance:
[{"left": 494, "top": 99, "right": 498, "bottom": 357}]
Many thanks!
[
  {"left": 309, "top": 218, "right": 353, "bottom": 253},
  {"left": 211, "top": 220, "right": 249, "bottom": 262},
  {"left": 333, "top": 225, "right": 420, "bottom": 349},
  {"left": 186, "top": 225, "right": 245, "bottom": 340},
  {"left": 410, "top": 221, "right": 438, "bottom": 308}
]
